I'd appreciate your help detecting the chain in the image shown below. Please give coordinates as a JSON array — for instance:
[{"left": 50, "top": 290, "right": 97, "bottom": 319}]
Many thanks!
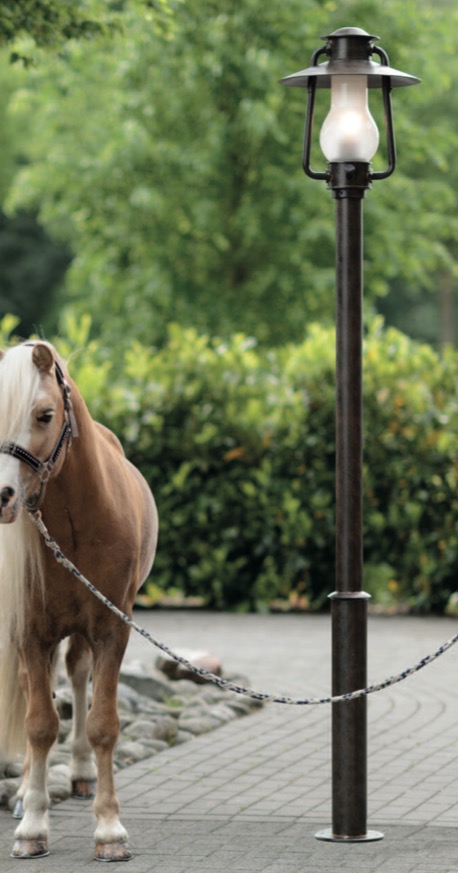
[{"left": 30, "top": 510, "right": 458, "bottom": 706}]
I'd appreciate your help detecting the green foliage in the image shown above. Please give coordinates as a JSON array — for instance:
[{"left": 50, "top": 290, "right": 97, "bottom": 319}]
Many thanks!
[
  {"left": 363, "top": 321, "right": 458, "bottom": 611},
  {"left": 5, "top": 0, "right": 458, "bottom": 347},
  {"left": 35, "top": 314, "right": 458, "bottom": 614},
  {"left": 0, "top": 312, "right": 20, "bottom": 344},
  {"left": 0, "top": 0, "right": 108, "bottom": 58},
  {"left": 1, "top": 2, "right": 458, "bottom": 609},
  {"left": 0, "top": 210, "right": 71, "bottom": 336},
  {"left": 0, "top": 0, "right": 173, "bottom": 62}
]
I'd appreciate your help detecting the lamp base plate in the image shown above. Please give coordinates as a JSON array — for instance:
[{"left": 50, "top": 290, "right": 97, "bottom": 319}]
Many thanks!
[{"left": 315, "top": 828, "right": 384, "bottom": 843}]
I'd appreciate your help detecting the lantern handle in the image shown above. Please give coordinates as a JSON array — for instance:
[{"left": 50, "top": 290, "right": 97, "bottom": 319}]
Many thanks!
[
  {"left": 302, "top": 47, "right": 329, "bottom": 181},
  {"left": 372, "top": 44, "right": 389, "bottom": 66},
  {"left": 370, "top": 46, "right": 396, "bottom": 180}
]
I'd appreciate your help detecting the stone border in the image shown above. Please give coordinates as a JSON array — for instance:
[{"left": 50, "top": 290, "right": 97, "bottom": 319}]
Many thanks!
[{"left": 0, "top": 661, "right": 262, "bottom": 810}]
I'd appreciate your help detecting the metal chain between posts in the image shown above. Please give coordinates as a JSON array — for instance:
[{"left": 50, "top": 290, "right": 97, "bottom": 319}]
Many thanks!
[{"left": 30, "top": 510, "right": 458, "bottom": 706}]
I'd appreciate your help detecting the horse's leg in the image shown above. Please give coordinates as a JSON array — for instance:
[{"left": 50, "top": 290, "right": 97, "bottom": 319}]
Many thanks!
[
  {"left": 11, "top": 743, "right": 30, "bottom": 820},
  {"left": 65, "top": 634, "right": 97, "bottom": 798},
  {"left": 11, "top": 655, "right": 30, "bottom": 821},
  {"left": 88, "top": 628, "right": 131, "bottom": 862},
  {"left": 12, "top": 647, "right": 60, "bottom": 822},
  {"left": 11, "top": 646, "right": 59, "bottom": 859}
]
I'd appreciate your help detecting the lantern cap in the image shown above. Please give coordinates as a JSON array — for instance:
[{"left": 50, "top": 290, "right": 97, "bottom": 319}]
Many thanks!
[{"left": 280, "top": 26, "right": 420, "bottom": 89}]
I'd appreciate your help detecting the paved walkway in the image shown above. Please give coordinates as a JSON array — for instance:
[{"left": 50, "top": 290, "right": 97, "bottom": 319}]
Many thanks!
[{"left": 1, "top": 611, "right": 458, "bottom": 871}]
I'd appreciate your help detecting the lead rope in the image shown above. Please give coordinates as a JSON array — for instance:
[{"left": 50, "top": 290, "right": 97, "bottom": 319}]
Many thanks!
[{"left": 30, "top": 510, "right": 458, "bottom": 706}]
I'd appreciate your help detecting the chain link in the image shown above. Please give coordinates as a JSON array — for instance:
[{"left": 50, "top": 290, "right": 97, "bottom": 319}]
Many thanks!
[{"left": 30, "top": 510, "right": 458, "bottom": 706}]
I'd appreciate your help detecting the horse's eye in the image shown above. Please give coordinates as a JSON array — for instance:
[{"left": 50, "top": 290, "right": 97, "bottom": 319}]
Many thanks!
[{"left": 37, "top": 411, "right": 54, "bottom": 424}]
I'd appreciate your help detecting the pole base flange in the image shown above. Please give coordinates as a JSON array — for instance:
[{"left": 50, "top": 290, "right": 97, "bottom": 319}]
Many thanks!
[{"left": 315, "top": 828, "right": 384, "bottom": 843}]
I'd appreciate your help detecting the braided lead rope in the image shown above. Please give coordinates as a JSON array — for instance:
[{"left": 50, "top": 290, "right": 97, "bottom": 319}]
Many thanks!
[{"left": 30, "top": 510, "right": 458, "bottom": 706}]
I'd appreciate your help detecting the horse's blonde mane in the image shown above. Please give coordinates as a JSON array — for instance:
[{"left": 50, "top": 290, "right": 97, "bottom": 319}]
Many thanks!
[
  {"left": 0, "top": 344, "right": 44, "bottom": 444},
  {"left": 0, "top": 343, "right": 46, "bottom": 645}
]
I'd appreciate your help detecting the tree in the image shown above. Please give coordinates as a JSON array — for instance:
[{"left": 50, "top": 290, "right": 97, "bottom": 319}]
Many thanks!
[
  {"left": 0, "top": 49, "right": 71, "bottom": 333},
  {"left": 0, "top": 0, "right": 174, "bottom": 337},
  {"left": 0, "top": 210, "right": 71, "bottom": 336},
  {"left": 0, "top": 0, "right": 172, "bottom": 60},
  {"left": 5, "top": 0, "right": 458, "bottom": 346},
  {"left": 0, "top": 1, "right": 105, "bottom": 58}
]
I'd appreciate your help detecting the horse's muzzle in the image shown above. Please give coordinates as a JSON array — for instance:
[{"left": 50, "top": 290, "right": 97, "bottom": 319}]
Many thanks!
[{"left": 0, "top": 486, "right": 20, "bottom": 524}]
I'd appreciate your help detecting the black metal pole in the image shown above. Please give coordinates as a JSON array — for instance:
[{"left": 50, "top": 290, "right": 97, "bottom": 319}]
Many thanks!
[
  {"left": 335, "top": 190, "right": 364, "bottom": 599},
  {"left": 316, "top": 162, "right": 383, "bottom": 843},
  {"left": 333, "top": 187, "right": 367, "bottom": 837}
]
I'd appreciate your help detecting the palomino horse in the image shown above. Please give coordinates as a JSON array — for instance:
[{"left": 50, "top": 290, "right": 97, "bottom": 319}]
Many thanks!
[{"left": 0, "top": 341, "right": 158, "bottom": 861}]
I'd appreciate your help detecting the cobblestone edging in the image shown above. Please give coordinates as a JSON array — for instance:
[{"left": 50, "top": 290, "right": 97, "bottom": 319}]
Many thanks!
[{"left": 0, "top": 660, "right": 262, "bottom": 810}]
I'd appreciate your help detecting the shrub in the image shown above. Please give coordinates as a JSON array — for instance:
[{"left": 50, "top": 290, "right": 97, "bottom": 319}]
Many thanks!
[
  {"left": 3, "top": 313, "right": 458, "bottom": 612},
  {"left": 362, "top": 321, "right": 458, "bottom": 612}
]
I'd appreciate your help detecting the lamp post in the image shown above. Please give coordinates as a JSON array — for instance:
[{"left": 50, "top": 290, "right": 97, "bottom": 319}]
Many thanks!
[{"left": 281, "top": 27, "right": 419, "bottom": 842}]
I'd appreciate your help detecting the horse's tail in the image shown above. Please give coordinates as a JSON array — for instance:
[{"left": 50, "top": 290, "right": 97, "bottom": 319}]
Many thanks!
[{"left": 0, "top": 639, "right": 26, "bottom": 760}]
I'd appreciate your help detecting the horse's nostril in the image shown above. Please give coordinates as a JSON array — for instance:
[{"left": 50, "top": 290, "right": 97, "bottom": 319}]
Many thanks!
[{"left": 0, "top": 486, "right": 15, "bottom": 508}]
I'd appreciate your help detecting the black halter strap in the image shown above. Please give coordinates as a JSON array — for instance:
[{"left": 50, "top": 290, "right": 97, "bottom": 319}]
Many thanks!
[
  {"left": 1, "top": 422, "right": 72, "bottom": 475},
  {"left": 0, "top": 353, "right": 78, "bottom": 510}
]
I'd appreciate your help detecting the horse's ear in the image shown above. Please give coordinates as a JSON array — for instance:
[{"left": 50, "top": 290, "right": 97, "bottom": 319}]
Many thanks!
[{"left": 32, "top": 343, "right": 54, "bottom": 374}]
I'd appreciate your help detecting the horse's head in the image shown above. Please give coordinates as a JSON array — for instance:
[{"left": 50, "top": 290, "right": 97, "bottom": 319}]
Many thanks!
[{"left": 0, "top": 342, "right": 76, "bottom": 523}]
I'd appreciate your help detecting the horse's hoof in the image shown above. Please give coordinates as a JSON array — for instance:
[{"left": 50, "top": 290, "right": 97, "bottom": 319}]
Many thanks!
[
  {"left": 11, "top": 838, "right": 50, "bottom": 858},
  {"left": 11, "top": 799, "right": 24, "bottom": 820},
  {"left": 72, "top": 778, "right": 96, "bottom": 798},
  {"left": 94, "top": 840, "right": 132, "bottom": 862}
]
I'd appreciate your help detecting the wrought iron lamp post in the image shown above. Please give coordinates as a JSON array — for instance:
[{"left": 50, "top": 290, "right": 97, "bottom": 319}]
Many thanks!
[{"left": 280, "top": 27, "right": 419, "bottom": 842}]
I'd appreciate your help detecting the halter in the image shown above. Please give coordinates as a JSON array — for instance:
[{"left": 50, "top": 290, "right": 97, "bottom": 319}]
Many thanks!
[{"left": 0, "top": 357, "right": 79, "bottom": 511}]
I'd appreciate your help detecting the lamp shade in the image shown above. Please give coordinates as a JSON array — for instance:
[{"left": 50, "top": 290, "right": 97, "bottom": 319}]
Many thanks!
[{"left": 280, "top": 27, "right": 420, "bottom": 90}]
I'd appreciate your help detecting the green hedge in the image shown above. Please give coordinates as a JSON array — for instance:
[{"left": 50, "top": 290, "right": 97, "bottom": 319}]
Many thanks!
[{"left": 3, "top": 313, "right": 458, "bottom": 612}]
